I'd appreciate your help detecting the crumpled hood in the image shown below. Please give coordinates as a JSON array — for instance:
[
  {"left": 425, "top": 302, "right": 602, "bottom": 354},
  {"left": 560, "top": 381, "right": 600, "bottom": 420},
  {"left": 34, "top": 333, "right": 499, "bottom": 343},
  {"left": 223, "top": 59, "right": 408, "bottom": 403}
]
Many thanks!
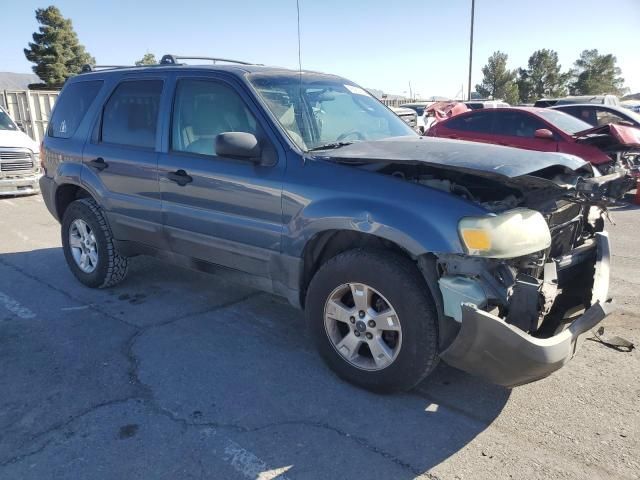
[
  {"left": 574, "top": 123, "right": 640, "bottom": 150},
  {"left": 317, "top": 136, "right": 590, "bottom": 180},
  {"left": 0, "top": 129, "right": 38, "bottom": 152}
]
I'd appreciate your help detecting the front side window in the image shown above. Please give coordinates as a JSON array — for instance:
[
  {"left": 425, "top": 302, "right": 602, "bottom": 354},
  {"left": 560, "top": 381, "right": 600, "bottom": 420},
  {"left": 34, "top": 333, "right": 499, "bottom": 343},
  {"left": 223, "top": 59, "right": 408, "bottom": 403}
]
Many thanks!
[
  {"left": 48, "top": 80, "right": 103, "bottom": 138},
  {"left": 0, "top": 108, "right": 18, "bottom": 131},
  {"left": 247, "top": 73, "right": 415, "bottom": 151},
  {"left": 595, "top": 109, "right": 626, "bottom": 126},
  {"left": 101, "top": 80, "right": 163, "bottom": 149},
  {"left": 171, "top": 79, "right": 258, "bottom": 156},
  {"left": 493, "top": 111, "right": 547, "bottom": 137}
]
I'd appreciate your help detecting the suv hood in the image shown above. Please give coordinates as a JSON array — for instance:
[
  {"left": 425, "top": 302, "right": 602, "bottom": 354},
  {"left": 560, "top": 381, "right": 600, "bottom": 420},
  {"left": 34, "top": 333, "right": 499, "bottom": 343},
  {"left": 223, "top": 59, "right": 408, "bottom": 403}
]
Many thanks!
[
  {"left": 0, "top": 129, "right": 38, "bottom": 151},
  {"left": 318, "top": 136, "right": 591, "bottom": 184},
  {"left": 574, "top": 123, "right": 640, "bottom": 150}
]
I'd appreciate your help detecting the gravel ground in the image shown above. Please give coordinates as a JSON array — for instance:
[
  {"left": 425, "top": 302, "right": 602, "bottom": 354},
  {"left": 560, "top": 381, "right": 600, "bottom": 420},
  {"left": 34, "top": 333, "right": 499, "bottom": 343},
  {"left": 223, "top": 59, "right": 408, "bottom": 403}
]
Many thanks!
[{"left": 0, "top": 193, "right": 638, "bottom": 480}]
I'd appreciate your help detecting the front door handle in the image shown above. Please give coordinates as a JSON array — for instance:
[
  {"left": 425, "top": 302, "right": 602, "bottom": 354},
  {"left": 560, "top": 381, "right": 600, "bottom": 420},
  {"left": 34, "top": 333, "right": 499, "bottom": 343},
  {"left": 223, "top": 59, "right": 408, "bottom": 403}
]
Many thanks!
[
  {"left": 88, "top": 157, "right": 108, "bottom": 171},
  {"left": 166, "top": 169, "right": 193, "bottom": 186}
]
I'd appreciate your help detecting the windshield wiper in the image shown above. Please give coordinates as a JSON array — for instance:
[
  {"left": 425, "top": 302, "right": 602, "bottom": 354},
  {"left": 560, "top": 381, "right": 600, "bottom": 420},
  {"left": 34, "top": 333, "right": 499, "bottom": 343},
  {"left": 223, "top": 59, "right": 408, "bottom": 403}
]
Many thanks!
[{"left": 307, "top": 141, "right": 353, "bottom": 152}]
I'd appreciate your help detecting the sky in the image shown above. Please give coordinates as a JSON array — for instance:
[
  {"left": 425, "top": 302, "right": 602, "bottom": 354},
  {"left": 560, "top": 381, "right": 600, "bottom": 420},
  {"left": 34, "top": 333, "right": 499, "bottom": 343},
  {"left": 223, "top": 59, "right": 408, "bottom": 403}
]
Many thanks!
[{"left": 3, "top": 0, "right": 640, "bottom": 98}]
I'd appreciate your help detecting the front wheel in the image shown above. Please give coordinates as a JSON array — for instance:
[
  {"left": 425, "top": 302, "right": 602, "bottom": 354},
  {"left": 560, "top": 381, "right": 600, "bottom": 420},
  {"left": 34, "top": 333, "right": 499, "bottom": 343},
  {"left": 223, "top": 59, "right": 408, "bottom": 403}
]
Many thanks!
[{"left": 306, "top": 249, "right": 439, "bottom": 393}]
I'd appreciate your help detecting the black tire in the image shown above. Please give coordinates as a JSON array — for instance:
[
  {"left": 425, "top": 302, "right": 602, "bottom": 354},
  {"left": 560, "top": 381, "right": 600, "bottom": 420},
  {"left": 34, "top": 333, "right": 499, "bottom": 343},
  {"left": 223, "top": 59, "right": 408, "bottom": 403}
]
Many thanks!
[
  {"left": 306, "top": 249, "right": 439, "bottom": 393},
  {"left": 61, "top": 198, "right": 129, "bottom": 288}
]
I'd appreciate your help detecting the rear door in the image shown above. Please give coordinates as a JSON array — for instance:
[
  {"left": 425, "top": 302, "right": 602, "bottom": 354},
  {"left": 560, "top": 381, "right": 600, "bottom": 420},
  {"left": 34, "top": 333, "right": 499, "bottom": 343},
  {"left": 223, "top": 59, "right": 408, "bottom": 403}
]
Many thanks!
[
  {"left": 433, "top": 110, "right": 495, "bottom": 142},
  {"left": 82, "top": 76, "right": 166, "bottom": 249},
  {"left": 158, "top": 75, "right": 285, "bottom": 278}
]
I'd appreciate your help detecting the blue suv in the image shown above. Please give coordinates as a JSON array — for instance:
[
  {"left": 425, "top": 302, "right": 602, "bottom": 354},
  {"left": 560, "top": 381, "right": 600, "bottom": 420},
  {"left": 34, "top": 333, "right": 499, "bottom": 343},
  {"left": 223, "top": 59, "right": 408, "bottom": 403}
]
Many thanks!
[{"left": 41, "top": 55, "right": 618, "bottom": 392}]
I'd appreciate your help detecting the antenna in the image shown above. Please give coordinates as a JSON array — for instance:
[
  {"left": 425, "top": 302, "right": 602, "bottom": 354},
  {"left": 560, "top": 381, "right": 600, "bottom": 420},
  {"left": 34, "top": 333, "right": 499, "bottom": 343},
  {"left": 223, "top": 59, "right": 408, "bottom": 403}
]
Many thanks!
[{"left": 296, "top": 0, "right": 302, "bottom": 74}]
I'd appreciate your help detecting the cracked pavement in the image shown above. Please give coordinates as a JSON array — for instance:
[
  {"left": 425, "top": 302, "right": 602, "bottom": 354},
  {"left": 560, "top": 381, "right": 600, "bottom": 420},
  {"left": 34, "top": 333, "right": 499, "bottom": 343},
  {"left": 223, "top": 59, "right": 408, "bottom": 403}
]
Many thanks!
[{"left": 0, "top": 194, "right": 638, "bottom": 479}]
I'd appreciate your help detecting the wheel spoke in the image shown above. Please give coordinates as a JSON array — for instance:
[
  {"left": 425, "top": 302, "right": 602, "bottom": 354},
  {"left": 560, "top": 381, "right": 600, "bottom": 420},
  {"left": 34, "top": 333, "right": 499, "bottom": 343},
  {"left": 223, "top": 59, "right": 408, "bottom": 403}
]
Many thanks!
[
  {"left": 88, "top": 250, "right": 99, "bottom": 267},
  {"left": 368, "top": 336, "right": 394, "bottom": 368},
  {"left": 69, "top": 235, "right": 82, "bottom": 249},
  {"left": 335, "top": 333, "right": 363, "bottom": 360},
  {"left": 370, "top": 308, "right": 401, "bottom": 332},
  {"left": 77, "top": 220, "right": 90, "bottom": 240},
  {"left": 349, "top": 283, "right": 371, "bottom": 312},
  {"left": 325, "top": 299, "right": 353, "bottom": 324}
]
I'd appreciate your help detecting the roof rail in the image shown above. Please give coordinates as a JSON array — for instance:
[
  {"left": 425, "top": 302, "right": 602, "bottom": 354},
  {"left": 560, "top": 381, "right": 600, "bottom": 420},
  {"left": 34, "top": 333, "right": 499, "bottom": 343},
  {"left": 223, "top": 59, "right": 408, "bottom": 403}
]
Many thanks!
[
  {"left": 81, "top": 64, "right": 133, "bottom": 73},
  {"left": 159, "top": 54, "right": 253, "bottom": 66}
]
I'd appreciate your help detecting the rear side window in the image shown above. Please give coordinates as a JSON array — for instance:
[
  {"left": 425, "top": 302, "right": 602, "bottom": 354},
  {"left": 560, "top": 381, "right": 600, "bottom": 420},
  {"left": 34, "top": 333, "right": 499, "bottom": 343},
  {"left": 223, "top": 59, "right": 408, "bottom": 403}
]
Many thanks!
[
  {"left": 445, "top": 111, "right": 493, "bottom": 133},
  {"left": 48, "top": 80, "right": 103, "bottom": 138},
  {"left": 101, "top": 80, "right": 163, "bottom": 149}
]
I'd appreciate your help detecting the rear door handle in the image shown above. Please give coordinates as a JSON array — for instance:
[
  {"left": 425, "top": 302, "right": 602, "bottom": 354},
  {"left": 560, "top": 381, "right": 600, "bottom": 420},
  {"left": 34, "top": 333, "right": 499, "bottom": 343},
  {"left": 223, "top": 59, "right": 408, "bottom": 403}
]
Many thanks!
[
  {"left": 88, "top": 157, "right": 108, "bottom": 171},
  {"left": 166, "top": 169, "right": 193, "bottom": 186}
]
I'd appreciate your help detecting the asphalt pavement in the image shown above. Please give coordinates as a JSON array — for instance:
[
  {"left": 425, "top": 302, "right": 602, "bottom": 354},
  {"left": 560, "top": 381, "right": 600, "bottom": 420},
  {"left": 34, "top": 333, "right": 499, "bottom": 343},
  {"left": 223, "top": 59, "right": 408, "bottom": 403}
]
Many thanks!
[{"left": 0, "top": 193, "right": 638, "bottom": 480}]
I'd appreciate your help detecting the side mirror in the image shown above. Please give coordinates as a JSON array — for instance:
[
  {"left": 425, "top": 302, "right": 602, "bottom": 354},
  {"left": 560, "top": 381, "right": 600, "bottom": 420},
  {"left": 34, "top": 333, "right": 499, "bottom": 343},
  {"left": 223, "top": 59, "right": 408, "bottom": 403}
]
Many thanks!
[
  {"left": 15, "top": 121, "right": 26, "bottom": 133},
  {"left": 534, "top": 128, "right": 554, "bottom": 140},
  {"left": 216, "top": 132, "right": 261, "bottom": 161}
]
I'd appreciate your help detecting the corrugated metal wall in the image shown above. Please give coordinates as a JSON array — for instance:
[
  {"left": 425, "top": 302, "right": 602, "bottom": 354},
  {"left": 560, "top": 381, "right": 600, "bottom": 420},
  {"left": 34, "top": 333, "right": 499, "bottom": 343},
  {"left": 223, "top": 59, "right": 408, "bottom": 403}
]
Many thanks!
[{"left": 1, "top": 90, "right": 59, "bottom": 143}]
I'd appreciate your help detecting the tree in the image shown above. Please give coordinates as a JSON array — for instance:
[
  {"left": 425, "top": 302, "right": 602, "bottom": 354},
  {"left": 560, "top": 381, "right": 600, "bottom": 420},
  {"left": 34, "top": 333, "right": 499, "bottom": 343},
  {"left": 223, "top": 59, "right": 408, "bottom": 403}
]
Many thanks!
[
  {"left": 135, "top": 53, "right": 157, "bottom": 66},
  {"left": 569, "top": 49, "right": 626, "bottom": 96},
  {"left": 24, "top": 6, "right": 94, "bottom": 87},
  {"left": 475, "top": 51, "right": 520, "bottom": 105},
  {"left": 517, "top": 49, "right": 569, "bottom": 103}
]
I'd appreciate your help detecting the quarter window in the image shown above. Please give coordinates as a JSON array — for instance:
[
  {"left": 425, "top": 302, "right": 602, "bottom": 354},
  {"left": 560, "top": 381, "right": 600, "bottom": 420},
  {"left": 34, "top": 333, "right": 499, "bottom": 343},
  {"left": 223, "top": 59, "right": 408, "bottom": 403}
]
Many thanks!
[
  {"left": 101, "top": 80, "right": 163, "bottom": 149},
  {"left": 171, "top": 79, "right": 257, "bottom": 156},
  {"left": 48, "top": 80, "right": 103, "bottom": 138}
]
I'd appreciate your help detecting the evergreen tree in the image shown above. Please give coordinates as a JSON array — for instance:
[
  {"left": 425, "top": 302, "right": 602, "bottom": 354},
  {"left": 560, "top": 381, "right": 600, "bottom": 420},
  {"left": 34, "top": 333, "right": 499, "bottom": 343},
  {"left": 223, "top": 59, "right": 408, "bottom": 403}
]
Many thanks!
[
  {"left": 517, "top": 49, "right": 569, "bottom": 103},
  {"left": 24, "top": 6, "right": 95, "bottom": 87},
  {"left": 569, "top": 49, "right": 626, "bottom": 96},
  {"left": 475, "top": 51, "right": 520, "bottom": 105},
  {"left": 135, "top": 53, "right": 157, "bottom": 66}
]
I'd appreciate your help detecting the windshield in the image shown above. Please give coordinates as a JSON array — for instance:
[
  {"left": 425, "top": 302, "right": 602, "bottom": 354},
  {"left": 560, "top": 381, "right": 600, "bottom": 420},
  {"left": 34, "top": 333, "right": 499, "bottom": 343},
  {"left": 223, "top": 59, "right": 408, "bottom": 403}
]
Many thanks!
[
  {"left": 0, "top": 109, "right": 18, "bottom": 131},
  {"left": 247, "top": 73, "right": 416, "bottom": 151},
  {"left": 536, "top": 109, "right": 592, "bottom": 134}
]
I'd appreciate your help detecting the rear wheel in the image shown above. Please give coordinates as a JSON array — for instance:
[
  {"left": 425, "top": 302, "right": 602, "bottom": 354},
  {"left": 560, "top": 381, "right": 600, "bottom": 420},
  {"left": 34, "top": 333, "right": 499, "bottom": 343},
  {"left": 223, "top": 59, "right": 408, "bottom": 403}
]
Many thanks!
[
  {"left": 306, "top": 249, "right": 439, "bottom": 393},
  {"left": 61, "top": 198, "right": 129, "bottom": 288}
]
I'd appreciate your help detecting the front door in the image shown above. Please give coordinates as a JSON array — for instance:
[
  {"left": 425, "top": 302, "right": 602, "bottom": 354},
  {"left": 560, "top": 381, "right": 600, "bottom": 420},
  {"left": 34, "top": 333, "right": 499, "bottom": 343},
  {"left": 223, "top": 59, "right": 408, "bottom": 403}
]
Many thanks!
[
  {"left": 158, "top": 76, "right": 284, "bottom": 279},
  {"left": 82, "top": 77, "right": 166, "bottom": 248}
]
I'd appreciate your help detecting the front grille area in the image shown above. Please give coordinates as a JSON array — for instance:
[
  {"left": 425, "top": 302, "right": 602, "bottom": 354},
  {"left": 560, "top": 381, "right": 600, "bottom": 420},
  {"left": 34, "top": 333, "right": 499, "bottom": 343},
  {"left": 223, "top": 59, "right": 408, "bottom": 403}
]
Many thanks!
[
  {"left": 547, "top": 202, "right": 583, "bottom": 227},
  {"left": 1, "top": 161, "right": 34, "bottom": 172},
  {"left": 0, "top": 150, "right": 34, "bottom": 173},
  {"left": 0, "top": 151, "right": 31, "bottom": 161}
]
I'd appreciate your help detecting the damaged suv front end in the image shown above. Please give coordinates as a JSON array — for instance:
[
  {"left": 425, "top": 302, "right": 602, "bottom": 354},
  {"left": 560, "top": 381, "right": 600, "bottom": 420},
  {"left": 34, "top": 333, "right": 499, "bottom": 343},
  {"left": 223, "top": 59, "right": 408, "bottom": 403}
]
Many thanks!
[{"left": 322, "top": 137, "right": 619, "bottom": 387}]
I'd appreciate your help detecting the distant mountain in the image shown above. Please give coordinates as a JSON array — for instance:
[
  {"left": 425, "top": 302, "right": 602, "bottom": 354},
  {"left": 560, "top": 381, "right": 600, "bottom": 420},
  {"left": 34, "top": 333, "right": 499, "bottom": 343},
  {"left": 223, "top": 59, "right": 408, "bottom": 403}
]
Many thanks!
[{"left": 0, "top": 72, "right": 40, "bottom": 91}]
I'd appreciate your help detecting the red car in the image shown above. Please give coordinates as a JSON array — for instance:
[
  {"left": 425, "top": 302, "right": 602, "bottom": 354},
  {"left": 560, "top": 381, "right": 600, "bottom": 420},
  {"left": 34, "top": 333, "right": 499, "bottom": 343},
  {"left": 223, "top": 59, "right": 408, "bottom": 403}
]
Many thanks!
[{"left": 426, "top": 107, "right": 640, "bottom": 174}]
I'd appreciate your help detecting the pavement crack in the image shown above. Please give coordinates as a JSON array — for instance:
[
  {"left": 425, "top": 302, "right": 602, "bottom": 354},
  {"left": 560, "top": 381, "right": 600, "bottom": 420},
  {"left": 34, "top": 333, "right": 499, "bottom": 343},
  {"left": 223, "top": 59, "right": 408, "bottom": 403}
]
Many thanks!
[
  {"left": 0, "top": 397, "right": 140, "bottom": 467},
  {"left": 246, "top": 419, "right": 437, "bottom": 478}
]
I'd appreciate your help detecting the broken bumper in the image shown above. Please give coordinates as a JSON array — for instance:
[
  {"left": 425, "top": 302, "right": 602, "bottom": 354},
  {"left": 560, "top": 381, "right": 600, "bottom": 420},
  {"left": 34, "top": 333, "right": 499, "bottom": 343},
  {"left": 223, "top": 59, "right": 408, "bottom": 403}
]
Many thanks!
[{"left": 441, "top": 232, "right": 613, "bottom": 387}]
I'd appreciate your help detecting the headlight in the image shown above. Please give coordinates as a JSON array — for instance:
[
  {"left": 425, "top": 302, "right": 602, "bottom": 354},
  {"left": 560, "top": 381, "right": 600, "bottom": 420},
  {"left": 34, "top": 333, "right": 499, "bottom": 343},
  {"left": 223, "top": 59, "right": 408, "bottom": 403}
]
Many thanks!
[{"left": 458, "top": 208, "right": 551, "bottom": 258}]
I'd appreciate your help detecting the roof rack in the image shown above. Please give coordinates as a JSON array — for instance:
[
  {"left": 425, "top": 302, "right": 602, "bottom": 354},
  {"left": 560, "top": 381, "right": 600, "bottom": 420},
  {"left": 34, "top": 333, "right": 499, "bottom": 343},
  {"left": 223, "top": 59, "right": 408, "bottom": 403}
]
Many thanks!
[
  {"left": 81, "top": 64, "right": 133, "bottom": 73},
  {"left": 159, "top": 54, "right": 253, "bottom": 66}
]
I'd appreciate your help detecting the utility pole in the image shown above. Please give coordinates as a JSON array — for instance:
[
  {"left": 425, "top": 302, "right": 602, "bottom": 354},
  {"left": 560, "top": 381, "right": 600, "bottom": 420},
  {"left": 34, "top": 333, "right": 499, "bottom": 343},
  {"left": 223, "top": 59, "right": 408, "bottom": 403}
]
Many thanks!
[{"left": 467, "top": 0, "right": 475, "bottom": 101}]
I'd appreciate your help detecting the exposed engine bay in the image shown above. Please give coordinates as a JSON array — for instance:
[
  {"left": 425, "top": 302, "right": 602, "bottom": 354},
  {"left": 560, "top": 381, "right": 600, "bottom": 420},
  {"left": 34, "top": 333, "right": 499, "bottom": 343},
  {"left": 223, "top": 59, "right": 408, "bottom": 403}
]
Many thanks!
[{"left": 374, "top": 161, "right": 611, "bottom": 340}]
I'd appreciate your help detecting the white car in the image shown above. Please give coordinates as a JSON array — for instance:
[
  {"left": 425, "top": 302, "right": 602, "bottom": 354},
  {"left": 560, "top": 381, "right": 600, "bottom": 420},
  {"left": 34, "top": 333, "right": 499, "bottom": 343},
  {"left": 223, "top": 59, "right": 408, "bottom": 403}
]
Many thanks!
[
  {"left": 400, "top": 102, "right": 435, "bottom": 134},
  {"left": 0, "top": 106, "right": 41, "bottom": 196},
  {"left": 388, "top": 106, "right": 418, "bottom": 131}
]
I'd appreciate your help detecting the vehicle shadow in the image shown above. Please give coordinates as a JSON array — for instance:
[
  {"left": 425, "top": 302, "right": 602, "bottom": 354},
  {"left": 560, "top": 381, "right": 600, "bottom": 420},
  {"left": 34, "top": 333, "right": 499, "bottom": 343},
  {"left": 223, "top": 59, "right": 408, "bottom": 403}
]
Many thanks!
[{"left": 0, "top": 248, "right": 511, "bottom": 478}]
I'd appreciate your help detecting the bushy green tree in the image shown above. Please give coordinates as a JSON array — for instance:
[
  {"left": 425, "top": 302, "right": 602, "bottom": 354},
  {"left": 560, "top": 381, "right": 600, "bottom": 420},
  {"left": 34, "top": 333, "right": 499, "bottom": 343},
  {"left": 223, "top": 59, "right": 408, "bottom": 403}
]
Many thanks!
[
  {"left": 24, "top": 6, "right": 95, "bottom": 87},
  {"left": 135, "top": 53, "right": 157, "bottom": 66},
  {"left": 475, "top": 51, "right": 520, "bottom": 105},
  {"left": 569, "top": 49, "right": 626, "bottom": 95},
  {"left": 517, "top": 49, "right": 569, "bottom": 103}
]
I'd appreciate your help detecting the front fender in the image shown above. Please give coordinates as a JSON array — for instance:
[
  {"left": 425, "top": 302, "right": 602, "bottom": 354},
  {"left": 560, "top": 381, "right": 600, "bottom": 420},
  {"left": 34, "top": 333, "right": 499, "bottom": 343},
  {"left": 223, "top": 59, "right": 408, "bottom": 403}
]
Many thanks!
[{"left": 282, "top": 158, "right": 488, "bottom": 258}]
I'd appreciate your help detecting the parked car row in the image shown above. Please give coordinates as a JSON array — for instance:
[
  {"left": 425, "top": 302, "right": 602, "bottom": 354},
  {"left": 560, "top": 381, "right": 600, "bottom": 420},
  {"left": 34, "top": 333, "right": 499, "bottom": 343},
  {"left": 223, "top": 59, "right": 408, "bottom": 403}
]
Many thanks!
[{"left": 35, "top": 56, "right": 627, "bottom": 394}]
